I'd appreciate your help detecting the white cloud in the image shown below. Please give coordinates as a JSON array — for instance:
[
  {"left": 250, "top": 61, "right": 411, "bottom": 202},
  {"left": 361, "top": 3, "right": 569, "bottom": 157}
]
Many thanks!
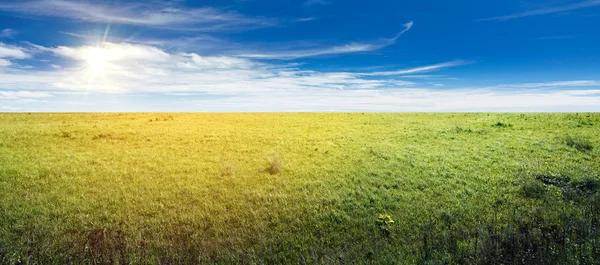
[
  {"left": 0, "top": 43, "right": 31, "bottom": 67},
  {"left": 48, "top": 43, "right": 171, "bottom": 63},
  {"left": 0, "top": 43, "right": 30, "bottom": 59},
  {"left": 179, "top": 88, "right": 600, "bottom": 112},
  {"left": 504, "top": 80, "right": 600, "bottom": 88},
  {"left": 398, "top": 21, "right": 413, "bottom": 37},
  {"left": 0, "top": 42, "right": 439, "bottom": 94},
  {"left": 0, "top": 59, "right": 11, "bottom": 67},
  {"left": 0, "top": 0, "right": 274, "bottom": 31},
  {"left": 14, "top": 98, "right": 49, "bottom": 103},
  {"left": 240, "top": 21, "right": 414, "bottom": 59},
  {"left": 0, "top": 41, "right": 598, "bottom": 111},
  {"left": 480, "top": 0, "right": 600, "bottom": 21}
]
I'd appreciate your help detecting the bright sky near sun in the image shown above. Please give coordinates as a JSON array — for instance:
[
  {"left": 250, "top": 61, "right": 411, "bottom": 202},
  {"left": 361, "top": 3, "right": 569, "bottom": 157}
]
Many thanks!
[{"left": 0, "top": 0, "right": 599, "bottom": 111}]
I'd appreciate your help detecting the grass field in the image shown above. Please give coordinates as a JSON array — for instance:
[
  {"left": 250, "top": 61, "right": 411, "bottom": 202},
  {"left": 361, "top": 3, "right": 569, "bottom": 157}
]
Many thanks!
[{"left": 0, "top": 113, "right": 599, "bottom": 264}]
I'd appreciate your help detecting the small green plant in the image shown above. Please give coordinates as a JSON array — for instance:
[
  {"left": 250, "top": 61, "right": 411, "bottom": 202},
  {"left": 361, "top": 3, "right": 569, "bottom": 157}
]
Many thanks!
[
  {"left": 492, "top": 122, "right": 512, "bottom": 128},
  {"left": 565, "top": 135, "right": 593, "bottom": 152},
  {"left": 376, "top": 213, "right": 394, "bottom": 236},
  {"left": 454, "top": 126, "right": 473, "bottom": 133}
]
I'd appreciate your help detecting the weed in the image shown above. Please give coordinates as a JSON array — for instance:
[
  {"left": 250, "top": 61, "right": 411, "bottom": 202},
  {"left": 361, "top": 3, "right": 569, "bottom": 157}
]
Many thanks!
[
  {"left": 492, "top": 122, "right": 512, "bottom": 128},
  {"left": 376, "top": 213, "right": 394, "bottom": 236},
  {"left": 454, "top": 126, "right": 473, "bottom": 133}
]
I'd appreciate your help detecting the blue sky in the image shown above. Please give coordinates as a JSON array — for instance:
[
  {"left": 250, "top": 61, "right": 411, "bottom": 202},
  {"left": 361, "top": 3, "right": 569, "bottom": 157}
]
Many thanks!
[{"left": 0, "top": 0, "right": 599, "bottom": 111}]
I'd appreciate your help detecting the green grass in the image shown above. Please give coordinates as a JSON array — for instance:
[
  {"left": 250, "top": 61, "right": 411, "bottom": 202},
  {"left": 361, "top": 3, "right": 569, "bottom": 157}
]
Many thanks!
[{"left": 0, "top": 113, "right": 599, "bottom": 264}]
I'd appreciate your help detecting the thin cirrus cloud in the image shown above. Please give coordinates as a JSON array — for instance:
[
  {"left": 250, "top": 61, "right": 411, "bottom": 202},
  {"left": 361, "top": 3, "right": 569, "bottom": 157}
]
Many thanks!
[
  {"left": 240, "top": 21, "right": 413, "bottom": 60},
  {"left": 293, "top": 17, "right": 317, "bottom": 22},
  {"left": 363, "top": 60, "right": 469, "bottom": 76},
  {"left": 480, "top": 0, "right": 600, "bottom": 21},
  {"left": 0, "top": 90, "right": 53, "bottom": 99},
  {"left": 0, "top": 29, "right": 16, "bottom": 38},
  {"left": 0, "top": 0, "right": 275, "bottom": 31},
  {"left": 303, "top": 0, "right": 331, "bottom": 7}
]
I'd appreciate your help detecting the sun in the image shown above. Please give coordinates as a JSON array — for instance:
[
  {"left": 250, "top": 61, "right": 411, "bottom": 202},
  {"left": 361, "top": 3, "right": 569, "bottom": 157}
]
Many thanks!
[{"left": 83, "top": 47, "right": 111, "bottom": 74}]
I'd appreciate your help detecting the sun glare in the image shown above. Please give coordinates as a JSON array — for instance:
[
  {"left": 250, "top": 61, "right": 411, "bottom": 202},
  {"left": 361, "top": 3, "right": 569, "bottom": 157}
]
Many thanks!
[{"left": 83, "top": 47, "right": 111, "bottom": 73}]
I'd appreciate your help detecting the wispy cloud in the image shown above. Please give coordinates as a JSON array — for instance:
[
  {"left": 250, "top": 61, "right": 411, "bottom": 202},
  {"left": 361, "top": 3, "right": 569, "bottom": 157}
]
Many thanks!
[
  {"left": 303, "top": 0, "right": 331, "bottom": 7},
  {"left": 0, "top": 29, "right": 16, "bottom": 38},
  {"left": 2, "top": 41, "right": 597, "bottom": 112},
  {"left": 494, "top": 80, "right": 600, "bottom": 89},
  {"left": 0, "top": 91, "right": 53, "bottom": 99},
  {"left": 364, "top": 60, "right": 470, "bottom": 76},
  {"left": 240, "top": 21, "right": 413, "bottom": 59},
  {"left": 0, "top": 105, "right": 21, "bottom": 111},
  {"left": 0, "top": 43, "right": 30, "bottom": 59},
  {"left": 178, "top": 88, "right": 600, "bottom": 112},
  {"left": 0, "top": 0, "right": 275, "bottom": 31},
  {"left": 293, "top": 17, "right": 317, "bottom": 22},
  {"left": 480, "top": 0, "right": 600, "bottom": 21}
]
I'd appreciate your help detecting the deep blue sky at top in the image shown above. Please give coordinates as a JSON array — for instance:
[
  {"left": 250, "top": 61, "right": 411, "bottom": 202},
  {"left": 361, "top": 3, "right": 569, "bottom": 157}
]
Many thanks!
[{"left": 3, "top": 0, "right": 599, "bottom": 81}]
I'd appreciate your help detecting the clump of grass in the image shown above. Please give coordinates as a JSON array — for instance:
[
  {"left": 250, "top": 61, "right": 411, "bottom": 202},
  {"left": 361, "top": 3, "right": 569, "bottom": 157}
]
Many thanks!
[
  {"left": 92, "top": 134, "right": 126, "bottom": 141},
  {"left": 60, "top": 131, "right": 72, "bottom": 138},
  {"left": 268, "top": 156, "right": 282, "bottom": 175},
  {"left": 567, "top": 119, "right": 593, "bottom": 127},
  {"left": 521, "top": 179, "right": 546, "bottom": 199},
  {"left": 149, "top": 115, "right": 174, "bottom": 122},
  {"left": 565, "top": 135, "right": 593, "bottom": 152},
  {"left": 221, "top": 163, "right": 234, "bottom": 177},
  {"left": 492, "top": 122, "right": 512, "bottom": 128}
]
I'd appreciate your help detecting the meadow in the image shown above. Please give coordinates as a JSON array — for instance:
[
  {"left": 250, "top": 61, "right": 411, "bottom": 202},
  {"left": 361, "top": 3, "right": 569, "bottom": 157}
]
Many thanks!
[{"left": 0, "top": 113, "right": 599, "bottom": 264}]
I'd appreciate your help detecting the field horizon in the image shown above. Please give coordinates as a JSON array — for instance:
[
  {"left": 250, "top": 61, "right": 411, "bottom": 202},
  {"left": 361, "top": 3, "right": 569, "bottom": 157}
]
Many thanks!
[{"left": 1, "top": 113, "right": 599, "bottom": 264}]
